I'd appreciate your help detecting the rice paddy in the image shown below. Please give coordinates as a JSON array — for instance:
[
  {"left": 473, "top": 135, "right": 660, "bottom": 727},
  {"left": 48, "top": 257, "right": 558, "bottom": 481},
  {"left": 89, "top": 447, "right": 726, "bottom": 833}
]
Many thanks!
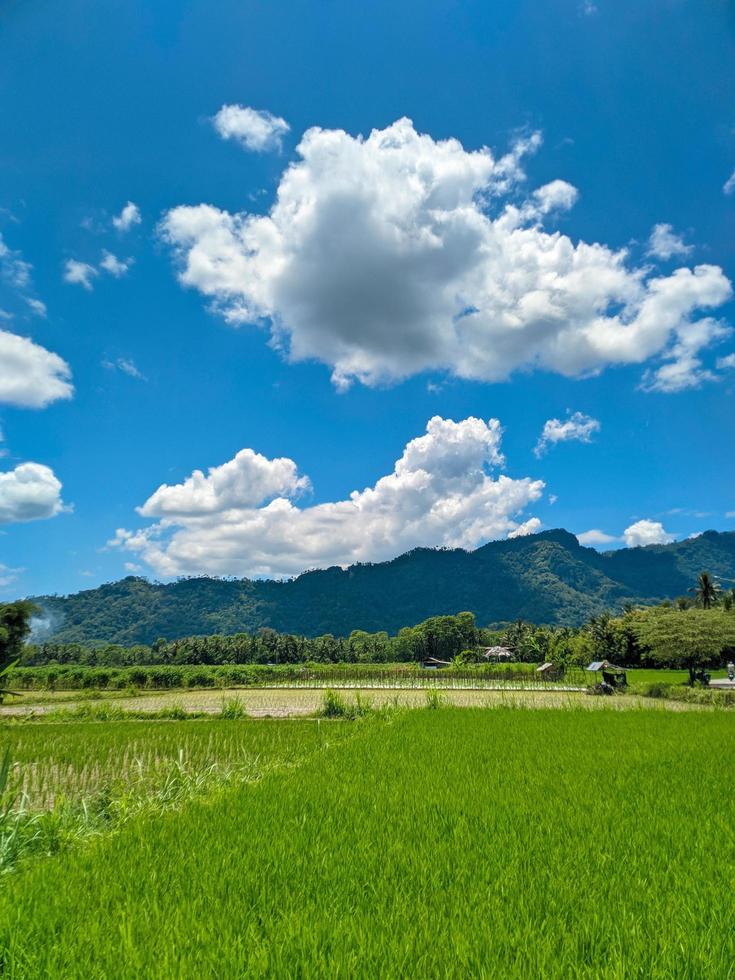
[
  {"left": 0, "top": 705, "right": 733, "bottom": 977},
  {"left": 0, "top": 683, "right": 718, "bottom": 720}
]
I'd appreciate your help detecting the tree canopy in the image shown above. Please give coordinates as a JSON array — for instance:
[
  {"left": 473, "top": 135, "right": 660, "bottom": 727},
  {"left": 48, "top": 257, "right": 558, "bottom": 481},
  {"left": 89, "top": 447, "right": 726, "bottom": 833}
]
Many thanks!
[
  {"left": 0, "top": 601, "right": 38, "bottom": 670},
  {"left": 625, "top": 608, "right": 735, "bottom": 681}
]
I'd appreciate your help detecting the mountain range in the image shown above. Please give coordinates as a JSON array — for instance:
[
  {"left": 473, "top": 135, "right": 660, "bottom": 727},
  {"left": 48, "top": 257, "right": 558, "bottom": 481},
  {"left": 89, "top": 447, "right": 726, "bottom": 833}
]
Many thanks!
[{"left": 28, "top": 528, "right": 735, "bottom": 646}]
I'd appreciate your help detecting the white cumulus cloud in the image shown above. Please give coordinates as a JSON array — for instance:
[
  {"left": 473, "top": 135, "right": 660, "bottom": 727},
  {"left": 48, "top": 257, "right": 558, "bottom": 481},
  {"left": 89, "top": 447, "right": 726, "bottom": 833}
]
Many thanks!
[
  {"left": 100, "top": 251, "right": 133, "bottom": 277},
  {"left": 63, "top": 259, "right": 98, "bottom": 290},
  {"left": 576, "top": 529, "right": 618, "bottom": 547},
  {"left": 212, "top": 104, "right": 290, "bottom": 153},
  {"left": 0, "top": 462, "right": 66, "bottom": 524},
  {"left": 647, "top": 223, "right": 692, "bottom": 261},
  {"left": 0, "top": 329, "right": 73, "bottom": 407},
  {"left": 640, "top": 314, "right": 730, "bottom": 392},
  {"left": 139, "top": 447, "right": 310, "bottom": 518},
  {"left": 534, "top": 411, "right": 600, "bottom": 457},
  {"left": 623, "top": 519, "right": 675, "bottom": 548},
  {"left": 161, "top": 117, "right": 732, "bottom": 393},
  {"left": 507, "top": 517, "right": 542, "bottom": 538},
  {"left": 112, "top": 202, "right": 142, "bottom": 232},
  {"left": 111, "top": 415, "right": 545, "bottom": 578}
]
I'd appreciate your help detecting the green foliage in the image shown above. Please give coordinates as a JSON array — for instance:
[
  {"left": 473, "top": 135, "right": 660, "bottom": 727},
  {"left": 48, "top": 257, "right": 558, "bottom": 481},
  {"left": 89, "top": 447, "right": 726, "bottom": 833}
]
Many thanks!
[
  {"left": 0, "top": 601, "right": 38, "bottom": 670},
  {"left": 22, "top": 612, "right": 482, "bottom": 668},
  {"left": 320, "top": 690, "right": 375, "bottom": 719},
  {"left": 7, "top": 659, "right": 565, "bottom": 694},
  {"left": 424, "top": 688, "right": 447, "bottom": 709},
  {"left": 690, "top": 571, "right": 721, "bottom": 609},
  {"left": 219, "top": 696, "right": 247, "bottom": 720},
  {"left": 625, "top": 607, "right": 735, "bottom": 682},
  {"left": 27, "top": 530, "right": 735, "bottom": 645}
]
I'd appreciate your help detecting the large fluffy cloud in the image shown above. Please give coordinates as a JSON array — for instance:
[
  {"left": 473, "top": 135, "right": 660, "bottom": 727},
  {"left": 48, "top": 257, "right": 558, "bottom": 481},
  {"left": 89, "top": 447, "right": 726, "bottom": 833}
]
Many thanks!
[
  {"left": 111, "top": 416, "right": 545, "bottom": 578},
  {"left": 160, "top": 117, "right": 732, "bottom": 392},
  {"left": 139, "top": 448, "right": 310, "bottom": 518},
  {"left": 0, "top": 329, "right": 73, "bottom": 407},
  {"left": 0, "top": 462, "right": 66, "bottom": 524}
]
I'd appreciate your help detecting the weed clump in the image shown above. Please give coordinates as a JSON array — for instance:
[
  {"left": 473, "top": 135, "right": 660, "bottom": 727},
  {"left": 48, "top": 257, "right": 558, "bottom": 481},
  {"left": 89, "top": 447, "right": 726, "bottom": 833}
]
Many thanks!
[
  {"left": 320, "top": 690, "right": 374, "bottom": 719},
  {"left": 219, "top": 697, "right": 247, "bottom": 720},
  {"left": 425, "top": 689, "right": 448, "bottom": 710}
]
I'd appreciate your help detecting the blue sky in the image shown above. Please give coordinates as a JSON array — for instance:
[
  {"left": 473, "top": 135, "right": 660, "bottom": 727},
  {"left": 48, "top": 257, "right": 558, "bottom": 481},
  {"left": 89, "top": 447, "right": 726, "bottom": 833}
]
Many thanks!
[{"left": 1, "top": 0, "right": 734, "bottom": 597}]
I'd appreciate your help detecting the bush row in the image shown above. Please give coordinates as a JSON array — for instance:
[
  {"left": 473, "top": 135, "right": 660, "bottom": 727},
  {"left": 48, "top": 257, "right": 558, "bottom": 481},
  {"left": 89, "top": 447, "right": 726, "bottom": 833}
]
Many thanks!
[{"left": 8, "top": 661, "right": 540, "bottom": 691}]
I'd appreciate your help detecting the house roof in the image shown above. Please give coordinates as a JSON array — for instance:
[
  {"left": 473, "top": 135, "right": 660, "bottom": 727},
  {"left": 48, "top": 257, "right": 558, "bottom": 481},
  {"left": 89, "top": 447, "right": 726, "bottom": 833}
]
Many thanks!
[
  {"left": 586, "top": 660, "right": 625, "bottom": 672},
  {"left": 482, "top": 646, "right": 512, "bottom": 658}
]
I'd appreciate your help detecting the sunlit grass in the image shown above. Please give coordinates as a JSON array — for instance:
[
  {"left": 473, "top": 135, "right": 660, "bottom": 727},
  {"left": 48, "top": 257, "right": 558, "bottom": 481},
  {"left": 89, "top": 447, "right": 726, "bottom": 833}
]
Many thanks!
[{"left": 0, "top": 708, "right": 733, "bottom": 976}]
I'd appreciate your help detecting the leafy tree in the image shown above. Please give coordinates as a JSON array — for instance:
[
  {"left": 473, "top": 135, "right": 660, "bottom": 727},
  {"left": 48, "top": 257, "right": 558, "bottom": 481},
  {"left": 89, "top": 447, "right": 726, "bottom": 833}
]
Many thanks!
[
  {"left": 586, "top": 613, "right": 622, "bottom": 662},
  {"left": 690, "top": 572, "right": 720, "bottom": 609},
  {"left": 627, "top": 608, "right": 735, "bottom": 684},
  {"left": 0, "top": 601, "right": 38, "bottom": 671}
]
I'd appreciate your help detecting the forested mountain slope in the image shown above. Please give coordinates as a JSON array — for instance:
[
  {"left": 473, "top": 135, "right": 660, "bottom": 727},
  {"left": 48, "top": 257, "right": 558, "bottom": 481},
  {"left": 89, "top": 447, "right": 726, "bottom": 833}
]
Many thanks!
[{"left": 29, "top": 529, "right": 735, "bottom": 645}]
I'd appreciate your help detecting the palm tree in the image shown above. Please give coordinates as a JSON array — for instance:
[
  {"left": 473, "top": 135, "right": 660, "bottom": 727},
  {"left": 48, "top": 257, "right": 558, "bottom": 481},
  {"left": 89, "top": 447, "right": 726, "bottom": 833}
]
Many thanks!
[{"left": 690, "top": 572, "right": 720, "bottom": 609}]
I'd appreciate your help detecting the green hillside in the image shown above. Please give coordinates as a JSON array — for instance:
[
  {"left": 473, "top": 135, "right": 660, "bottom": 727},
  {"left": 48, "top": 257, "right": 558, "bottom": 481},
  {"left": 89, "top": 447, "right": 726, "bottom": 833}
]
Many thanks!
[{"left": 29, "top": 529, "right": 735, "bottom": 645}]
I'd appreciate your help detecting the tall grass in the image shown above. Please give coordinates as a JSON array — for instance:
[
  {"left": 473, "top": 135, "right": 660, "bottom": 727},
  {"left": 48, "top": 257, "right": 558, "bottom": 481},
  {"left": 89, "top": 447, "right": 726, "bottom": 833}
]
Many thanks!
[{"left": 0, "top": 709, "right": 733, "bottom": 976}]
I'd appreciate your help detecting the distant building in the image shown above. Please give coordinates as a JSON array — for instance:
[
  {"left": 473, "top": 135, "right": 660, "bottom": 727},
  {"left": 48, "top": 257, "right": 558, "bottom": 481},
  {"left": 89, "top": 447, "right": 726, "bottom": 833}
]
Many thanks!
[
  {"left": 586, "top": 660, "right": 627, "bottom": 688},
  {"left": 420, "top": 657, "right": 452, "bottom": 669},
  {"left": 482, "top": 646, "right": 513, "bottom": 662}
]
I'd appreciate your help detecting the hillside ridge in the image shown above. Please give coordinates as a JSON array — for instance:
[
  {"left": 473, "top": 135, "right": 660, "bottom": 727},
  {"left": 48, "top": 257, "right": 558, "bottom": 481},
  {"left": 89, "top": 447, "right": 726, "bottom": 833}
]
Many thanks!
[{"left": 28, "top": 528, "right": 735, "bottom": 645}]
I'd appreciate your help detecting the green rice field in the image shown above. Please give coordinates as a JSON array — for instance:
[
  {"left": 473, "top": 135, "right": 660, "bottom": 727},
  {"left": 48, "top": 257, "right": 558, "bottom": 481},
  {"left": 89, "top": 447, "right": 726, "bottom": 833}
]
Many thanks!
[{"left": 1, "top": 706, "right": 733, "bottom": 977}]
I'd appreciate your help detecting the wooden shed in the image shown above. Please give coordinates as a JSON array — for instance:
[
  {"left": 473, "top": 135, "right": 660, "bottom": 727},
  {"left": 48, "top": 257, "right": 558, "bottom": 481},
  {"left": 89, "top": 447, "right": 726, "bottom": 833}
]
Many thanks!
[
  {"left": 482, "top": 646, "right": 513, "bottom": 662},
  {"left": 586, "top": 660, "right": 627, "bottom": 688}
]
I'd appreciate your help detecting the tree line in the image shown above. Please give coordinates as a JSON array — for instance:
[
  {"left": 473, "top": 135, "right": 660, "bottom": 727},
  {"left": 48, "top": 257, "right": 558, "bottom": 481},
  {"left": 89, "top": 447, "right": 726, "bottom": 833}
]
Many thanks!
[{"left": 4, "top": 570, "right": 735, "bottom": 684}]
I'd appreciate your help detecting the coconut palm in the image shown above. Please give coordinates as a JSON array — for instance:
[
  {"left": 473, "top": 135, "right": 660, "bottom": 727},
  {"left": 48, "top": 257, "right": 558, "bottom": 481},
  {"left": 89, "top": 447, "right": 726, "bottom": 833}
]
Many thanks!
[{"left": 690, "top": 572, "right": 720, "bottom": 609}]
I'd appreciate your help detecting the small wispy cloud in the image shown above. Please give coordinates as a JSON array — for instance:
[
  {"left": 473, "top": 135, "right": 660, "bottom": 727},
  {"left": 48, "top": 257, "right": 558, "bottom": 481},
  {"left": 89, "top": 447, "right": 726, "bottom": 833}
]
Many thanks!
[
  {"left": 0, "top": 233, "right": 32, "bottom": 290},
  {"left": 0, "top": 562, "right": 22, "bottom": 588},
  {"left": 212, "top": 105, "right": 290, "bottom": 153},
  {"left": 534, "top": 411, "right": 600, "bottom": 458},
  {"left": 64, "top": 251, "right": 134, "bottom": 290},
  {"left": 112, "top": 201, "right": 142, "bottom": 232},
  {"left": 646, "top": 223, "right": 693, "bottom": 261},
  {"left": 102, "top": 357, "right": 146, "bottom": 381},
  {"left": 63, "top": 259, "right": 98, "bottom": 290},
  {"left": 100, "top": 251, "right": 134, "bottom": 278},
  {"left": 724, "top": 170, "right": 735, "bottom": 196},
  {"left": 26, "top": 297, "right": 47, "bottom": 318}
]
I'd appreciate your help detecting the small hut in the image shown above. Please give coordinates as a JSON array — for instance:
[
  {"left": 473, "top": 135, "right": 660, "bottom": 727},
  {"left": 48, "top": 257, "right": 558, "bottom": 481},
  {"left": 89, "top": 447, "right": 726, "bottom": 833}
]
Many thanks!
[
  {"left": 421, "top": 657, "right": 452, "bottom": 670},
  {"left": 586, "top": 660, "right": 627, "bottom": 688},
  {"left": 482, "top": 646, "right": 513, "bottom": 662}
]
